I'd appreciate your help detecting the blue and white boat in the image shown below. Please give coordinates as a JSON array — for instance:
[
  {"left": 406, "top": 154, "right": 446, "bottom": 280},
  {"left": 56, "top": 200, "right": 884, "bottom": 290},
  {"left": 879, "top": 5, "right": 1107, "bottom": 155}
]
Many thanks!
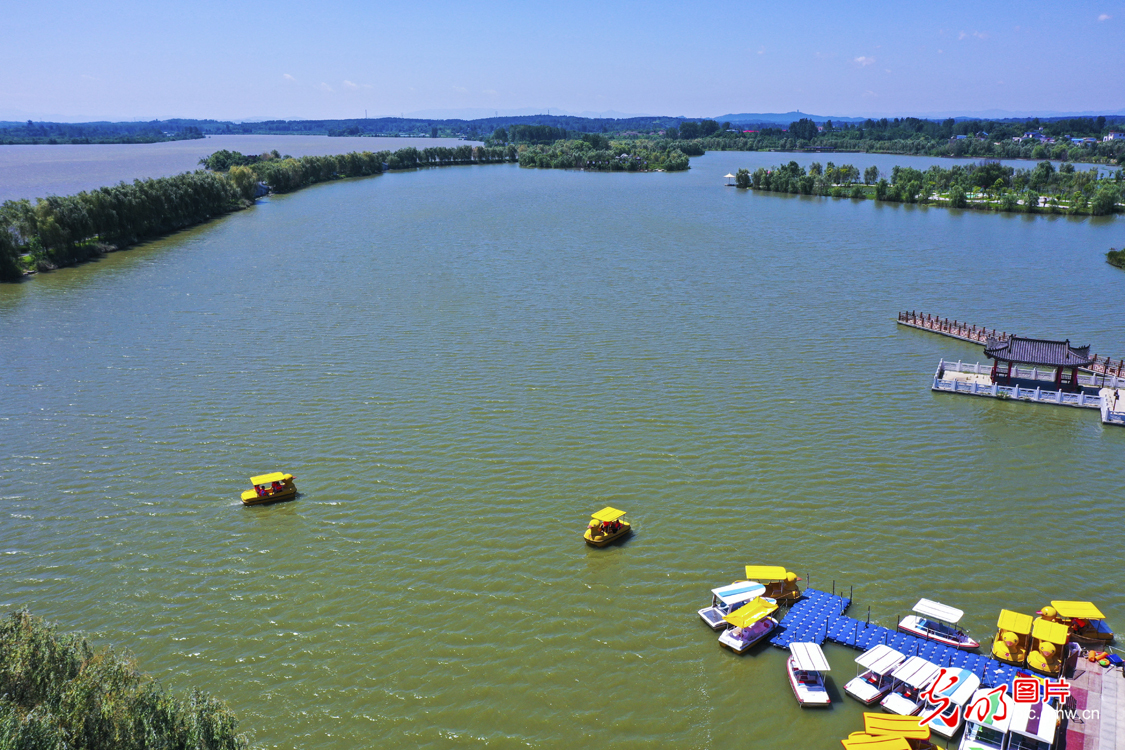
[
  {"left": 919, "top": 666, "right": 981, "bottom": 738},
  {"left": 698, "top": 580, "right": 767, "bottom": 630}
]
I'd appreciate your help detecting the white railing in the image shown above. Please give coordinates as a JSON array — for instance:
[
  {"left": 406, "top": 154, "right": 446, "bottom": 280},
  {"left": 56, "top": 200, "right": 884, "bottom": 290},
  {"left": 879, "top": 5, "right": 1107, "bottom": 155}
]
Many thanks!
[
  {"left": 932, "top": 360, "right": 1104, "bottom": 410},
  {"left": 934, "top": 360, "right": 1121, "bottom": 390}
]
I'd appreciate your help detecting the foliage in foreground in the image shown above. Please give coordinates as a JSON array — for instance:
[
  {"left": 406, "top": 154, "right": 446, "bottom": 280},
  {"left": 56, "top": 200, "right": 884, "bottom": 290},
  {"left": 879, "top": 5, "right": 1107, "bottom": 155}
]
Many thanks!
[
  {"left": 0, "top": 610, "right": 246, "bottom": 750},
  {"left": 740, "top": 159, "right": 1124, "bottom": 216}
]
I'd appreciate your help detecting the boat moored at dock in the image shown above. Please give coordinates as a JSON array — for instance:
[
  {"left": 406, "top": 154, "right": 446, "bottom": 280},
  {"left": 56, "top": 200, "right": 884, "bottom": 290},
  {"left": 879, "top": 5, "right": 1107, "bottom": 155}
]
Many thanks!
[
  {"left": 898, "top": 599, "right": 979, "bottom": 651},
  {"left": 880, "top": 656, "right": 940, "bottom": 715},
  {"left": 697, "top": 580, "right": 767, "bottom": 630},
  {"left": 845, "top": 645, "right": 907, "bottom": 705},
  {"left": 959, "top": 686, "right": 1014, "bottom": 750},
  {"left": 918, "top": 667, "right": 980, "bottom": 739},
  {"left": 744, "top": 565, "right": 802, "bottom": 604},
  {"left": 584, "top": 507, "right": 631, "bottom": 547},
  {"left": 787, "top": 641, "right": 832, "bottom": 707},
  {"left": 1043, "top": 601, "right": 1114, "bottom": 645},
  {"left": 717, "top": 597, "right": 778, "bottom": 654},
  {"left": 991, "top": 609, "right": 1033, "bottom": 666},
  {"left": 240, "top": 472, "right": 297, "bottom": 505},
  {"left": 1006, "top": 699, "right": 1059, "bottom": 750},
  {"left": 1026, "top": 617, "right": 1069, "bottom": 676}
]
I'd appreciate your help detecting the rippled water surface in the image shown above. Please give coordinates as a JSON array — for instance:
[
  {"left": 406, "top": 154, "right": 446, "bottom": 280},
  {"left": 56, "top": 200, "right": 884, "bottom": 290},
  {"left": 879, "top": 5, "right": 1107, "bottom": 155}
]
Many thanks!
[{"left": 1, "top": 154, "right": 1123, "bottom": 749}]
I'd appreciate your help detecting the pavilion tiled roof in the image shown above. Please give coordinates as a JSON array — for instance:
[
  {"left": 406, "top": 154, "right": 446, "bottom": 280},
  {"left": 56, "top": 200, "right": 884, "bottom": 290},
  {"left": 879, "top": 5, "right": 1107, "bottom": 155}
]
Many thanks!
[{"left": 983, "top": 336, "right": 1094, "bottom": 367}]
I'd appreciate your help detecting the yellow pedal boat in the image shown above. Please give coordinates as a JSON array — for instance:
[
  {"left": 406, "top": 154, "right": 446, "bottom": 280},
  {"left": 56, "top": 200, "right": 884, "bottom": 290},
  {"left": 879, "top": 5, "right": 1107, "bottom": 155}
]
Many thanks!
[
  {"left": 240, "top": 472, "right": 297, "bottom": 506},
  {"left": 584, "top": 507, "right": 631, "bottom": 547}
]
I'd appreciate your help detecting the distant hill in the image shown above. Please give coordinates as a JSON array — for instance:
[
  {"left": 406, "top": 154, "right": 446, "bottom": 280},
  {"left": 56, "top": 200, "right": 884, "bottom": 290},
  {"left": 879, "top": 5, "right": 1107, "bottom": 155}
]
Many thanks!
[{"left": 714, "top": 111, "right": 868, "bottom": 125}]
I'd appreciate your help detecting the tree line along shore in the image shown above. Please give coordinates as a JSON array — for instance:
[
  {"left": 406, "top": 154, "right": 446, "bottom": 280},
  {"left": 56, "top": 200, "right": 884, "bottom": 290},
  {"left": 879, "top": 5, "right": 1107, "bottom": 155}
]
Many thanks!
[
  {"left": 3, "top": 140, "right": 1123, "bottom": 283},
  {"left": 0, "top": 138, "right": 692, "bottom": 282}
]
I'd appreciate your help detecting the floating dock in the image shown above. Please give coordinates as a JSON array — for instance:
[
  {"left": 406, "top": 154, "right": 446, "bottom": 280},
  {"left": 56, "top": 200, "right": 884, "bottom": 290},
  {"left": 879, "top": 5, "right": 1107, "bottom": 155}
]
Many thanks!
[{"left": 770, "top": 589, "right": 1017, "bottom": 688}]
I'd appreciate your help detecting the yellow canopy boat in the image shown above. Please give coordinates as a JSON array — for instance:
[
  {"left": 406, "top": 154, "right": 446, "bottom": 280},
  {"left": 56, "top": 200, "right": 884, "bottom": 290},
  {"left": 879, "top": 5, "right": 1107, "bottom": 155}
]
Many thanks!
[
  {"left": 991, "top": 609, "right": 1033, "bottom": 666},
  {"left": 744, "top": 565, "right": 802, "bottom": 603},
  {"left": 1026, "top": 617, "right": 1069, "bottom": 676},
  {"left": 584, "top": 507, "right": 631, "bottom": 547},
  {"left": 1047, "top": 601, "right": 1114, "bottom": 644},
  {"left": 841, "top": 733, "right": 912, "bottom": 750},
  {"left": 240, "top": 472, "right": 297, "bottom": 506}
]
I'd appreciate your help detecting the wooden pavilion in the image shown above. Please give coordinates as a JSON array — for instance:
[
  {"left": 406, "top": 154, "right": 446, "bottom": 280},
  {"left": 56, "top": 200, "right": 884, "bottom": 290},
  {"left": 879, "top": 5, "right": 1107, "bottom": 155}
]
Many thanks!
[{"left": 984, "top": 336, "right": 1096, "bottom": 391}]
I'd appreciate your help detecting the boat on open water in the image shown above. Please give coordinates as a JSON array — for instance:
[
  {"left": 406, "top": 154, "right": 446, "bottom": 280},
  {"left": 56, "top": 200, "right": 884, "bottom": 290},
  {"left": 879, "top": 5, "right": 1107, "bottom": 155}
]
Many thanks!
[
  {"left": 786, "top": 641, "right": 832, "bottom": 707},
  {"left": 898, "top": 599, "right": 980, "bottom": 650},
  {"left": 845, "top": 644, "right": 907, "bottom": 705},
  {"left": 584, "top": 507, "right": 631, "bottom": 547},
  {"left": 717, "top": 597, "right": 778, "bottom": 654},
  {"left": 240, "top": 472, "right": 297, "bottom": 505},
  {"left": 698, "top": 580, "right": 767, "bottom": 630},
  {"left": 744, "top": 565, "right": 802, "bottom": 603}
]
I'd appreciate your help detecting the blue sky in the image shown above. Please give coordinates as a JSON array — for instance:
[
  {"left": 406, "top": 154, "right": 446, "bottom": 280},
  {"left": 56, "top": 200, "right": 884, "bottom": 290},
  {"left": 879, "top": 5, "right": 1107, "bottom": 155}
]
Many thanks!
[{"left": 2, "top": 0, "right": 1122, "bottom": 122}]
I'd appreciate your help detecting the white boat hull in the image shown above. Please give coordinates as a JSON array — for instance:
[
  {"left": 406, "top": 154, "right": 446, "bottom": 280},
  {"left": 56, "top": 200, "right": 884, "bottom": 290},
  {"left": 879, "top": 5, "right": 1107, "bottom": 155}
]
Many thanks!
[
  {"left": 717, "top": 617, "right": 777, "bottom": 654},
  {"left": 787, "top": 657, "right": 831, "bottom": 707},
  {"left": 899, "top": 615, "right": 980, "bottom": 650}
]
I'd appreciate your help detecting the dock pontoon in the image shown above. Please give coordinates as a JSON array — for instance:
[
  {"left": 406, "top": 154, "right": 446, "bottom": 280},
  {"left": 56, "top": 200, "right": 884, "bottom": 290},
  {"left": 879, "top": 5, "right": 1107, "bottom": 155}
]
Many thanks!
[
  {"left": 698, "top": 580, "right": 767, "bottom": 630},
  {"left": 844, "top": 645, "right": 907, "bottom": 705},
  {"left": 898, "top": 599, "right": 980, "bottom": 650}
]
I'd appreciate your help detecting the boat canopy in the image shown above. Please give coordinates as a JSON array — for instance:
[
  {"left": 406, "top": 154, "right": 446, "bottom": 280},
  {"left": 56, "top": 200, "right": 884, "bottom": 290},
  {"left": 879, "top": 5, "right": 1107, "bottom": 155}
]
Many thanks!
[
  {"left": 723, "top": 597, "right": 778, "bottom": 628},
  {"left": 744, "top": 565, "right": 793, "bottom": 581},
  {"left": 250, "top": 472, "right": 290, "bottom": 485},
  {"left": 932, "top": 668, "right": 980, "bottom": 706},
  {"left": 1051, "top": 600, "right": 1106, "bottom": 620},
  {"left": 790, "top": 642, "right": 830, "bottom": 672},
  {"left": 996, "top": 609, "right": 1034, "bottom": 634},
  {"left": 863, "top": 712, "right": 931, "bottom": 740},
  {"left": 890, "top": 656, "right": 940, "bottom": 688},
  {"left": 964, "top": 687, "right": 1014, "bottom": 732},
  {"left": 1032, "top": 617, "right": 1070, "bottom": 645},
  {"left": 711, "top": 581, "right": 766, "bottom": 606},
  {"left": 855, "top": 644, "right": 906, "bottom": 674},
  {"left": 841, "top": 734, "right": 911, "bottom": 750},
  {"left": 590, "top": 507, "right": 626, "bottom": 523},
  {"left": 1009, "top": 701, "right": 1059, "bottom": 743},
  {"left": 912, "top": 598, "right": 964, "bottom": 624}
]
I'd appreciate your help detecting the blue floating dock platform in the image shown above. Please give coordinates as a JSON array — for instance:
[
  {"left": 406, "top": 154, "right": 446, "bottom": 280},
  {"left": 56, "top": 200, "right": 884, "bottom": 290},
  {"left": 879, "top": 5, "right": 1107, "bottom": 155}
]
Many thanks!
[{"left": 770, "top": 589, "right": 1018, "bottom": 688}]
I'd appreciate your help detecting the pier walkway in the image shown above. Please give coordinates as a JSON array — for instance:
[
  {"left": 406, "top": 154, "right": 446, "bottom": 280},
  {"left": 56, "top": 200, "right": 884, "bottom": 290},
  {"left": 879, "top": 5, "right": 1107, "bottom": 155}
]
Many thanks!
[
  {"left": 770, "top": 589, "right": 1018, "bottom": 688},
  {"left": 897, "top": 311, "right": 1125, "bottom": 377}
]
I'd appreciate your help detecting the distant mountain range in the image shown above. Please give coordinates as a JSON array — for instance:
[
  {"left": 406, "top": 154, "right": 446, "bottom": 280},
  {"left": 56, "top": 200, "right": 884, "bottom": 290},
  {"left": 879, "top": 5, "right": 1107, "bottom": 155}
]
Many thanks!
[{"left": 714, "top": 111, "right": 868, "bottom": 125}]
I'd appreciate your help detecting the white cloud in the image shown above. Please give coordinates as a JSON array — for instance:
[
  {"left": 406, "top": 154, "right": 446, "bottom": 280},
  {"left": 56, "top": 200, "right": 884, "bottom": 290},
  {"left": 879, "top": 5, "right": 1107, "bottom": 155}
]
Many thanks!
[
  {"left": 757, "top": 46, "right": 766, "bottom": 55},
  {"left": 937, "top": 48, "right": 944, "bottom": 54},
  {"left": 863, "top": 90, "right": 878, "bottom": 98},
  {"left": 959, "top": 30, "right": 988, "bottom": 40},
  {"left": 1098, "top": 13, "right": 1111, "bottom": 21},
  {"left": 318, "top": 82, "right": 333, "bottom": 92},
  {"left": 283, "top": 73, "right": 297, "bottom": 82},
  {"left": 884, "top": 69, "right": 892, "bottom": 74},
  {"left": 453, "top": 86, "right": 469, "bottom": 94},
  {"left": 482, "top": 89, "right": 498, "bottom": 96},
  {"left": 854, "top": 56, "right": 876, "bottom": 66},
  {"left": 343, "top": 80, "right": 359, "bottom": 90},
  {"left": 80, "top": 74, "right": 100, "bottom": 82}
]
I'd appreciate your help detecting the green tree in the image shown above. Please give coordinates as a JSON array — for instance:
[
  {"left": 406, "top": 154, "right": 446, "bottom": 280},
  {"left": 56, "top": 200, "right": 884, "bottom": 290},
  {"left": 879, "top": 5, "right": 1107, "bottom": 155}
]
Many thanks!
[
  {"left": 864, "top": 165, "right": 879, "bottom": 185},
  {"left": 735, "top": 168, "right": 750, "bottom": 188},
  {"left": 1091, "top": 187, "right": 1119, "bottom": 216},
  {"left": 227, "top": 165, "right": 258, "bottom": 202},
  {"left": 0, "top": 228, "right": 21, "bottom": 281},
  {"left": 949, "top": 185, "right": 968, "bottom": 208}
]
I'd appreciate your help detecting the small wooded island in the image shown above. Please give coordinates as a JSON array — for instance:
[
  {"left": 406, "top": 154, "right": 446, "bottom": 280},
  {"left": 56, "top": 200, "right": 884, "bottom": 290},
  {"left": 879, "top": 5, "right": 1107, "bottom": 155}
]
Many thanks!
[{"left": 736, "top": 159, "right": 1124, "bottom": 216}]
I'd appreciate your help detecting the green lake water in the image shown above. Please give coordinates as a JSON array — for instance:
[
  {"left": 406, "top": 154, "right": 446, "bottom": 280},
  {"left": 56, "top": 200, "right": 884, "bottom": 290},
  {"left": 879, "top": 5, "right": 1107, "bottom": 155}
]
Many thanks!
[{"left": 1, "top": 153, "right": 1123, "bottom": 749}]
